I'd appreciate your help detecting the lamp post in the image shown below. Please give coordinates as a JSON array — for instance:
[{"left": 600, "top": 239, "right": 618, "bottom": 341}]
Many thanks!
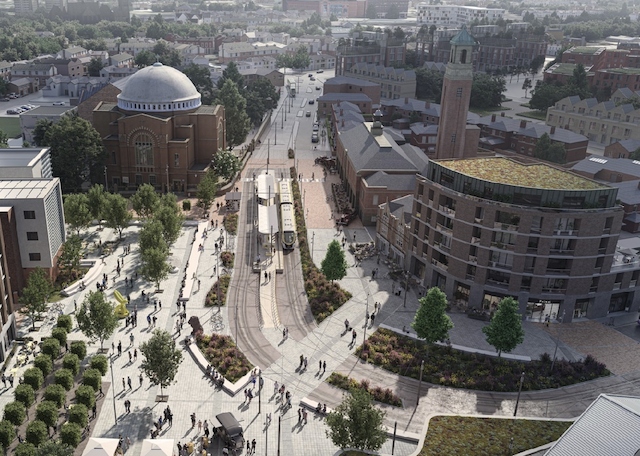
[
  {"left": 103, "top": 166, "right": 108, "bottom": 191},
  {"left": 513, "top": 371, "right": 525, "bottom": 417},
  {"left": 109, "top": 355, "right": 117, "bottom": 424},
  {"left": 267, "top": 139, "right": 270, "bottom": 173},
  {"left": 311, "top": 231, "right": 315, "bottom": 260},
  {"left": 165, "top": 164, "right": 169, "bottom": 193}
]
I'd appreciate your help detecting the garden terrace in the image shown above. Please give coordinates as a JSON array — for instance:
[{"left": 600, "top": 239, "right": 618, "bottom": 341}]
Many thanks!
[{"left": 357, "top": 328, "right": 610, "bottom": 392}]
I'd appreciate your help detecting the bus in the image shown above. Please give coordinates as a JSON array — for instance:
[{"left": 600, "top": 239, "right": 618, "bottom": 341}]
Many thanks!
[{"left": 278, "top": 181, "right": 296, "bottom": 250}]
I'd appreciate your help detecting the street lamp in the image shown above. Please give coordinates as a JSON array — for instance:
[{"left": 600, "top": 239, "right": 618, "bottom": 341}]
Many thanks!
[
  {"left": 104, "top": 166, "right": 108, "bottom": 191},
  {"left": 109, "top": 355, "right": 117, "bottom": 424},
  {"left": 165, "top": 164, "right": 169, "bottom": 193}
]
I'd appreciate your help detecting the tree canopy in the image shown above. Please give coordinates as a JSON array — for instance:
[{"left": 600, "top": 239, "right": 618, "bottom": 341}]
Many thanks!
[
  {"left": 183, "top": 64, "right": 214, "bottom": 105},
  {"left": 482, "top": 297, "right": 525, "bottom": 357},
  {"left": 321, "top": 240, "right": 348, "bottom": 282},
  {"left": 63, "top": 193, "right": 92, "bottom": 235},
  {"left": 139, "top": 329, "right": 183, "bottom": 397},
  {"left": 412, "top": 287, "right": 453, "bottom": 344},
  {"left": 131, "top": 183, "right": 160, "bottom": 219},
  {"left": 20, "top": 268, "right": 53, "bottom": 331},
  {"left": 103, "top": 192, "right": 131, "bottom": 239},
  {"left": 211, "top": 150, "right": 241, "bottom": 181},
  {"left": 325, "top": 388, "right": 387, "bottom": 451},
  {"left": 196, "top": 169, "right": 217, "bottom": 213},
  {"left": 75, "top": 291, "right": 119, "bottom": 350},
  {"left": 533, "top": 133, "right": 567, "bottom": 164},
  {"left": 217, "top": 79, "right": 250, "bottom": 147}
]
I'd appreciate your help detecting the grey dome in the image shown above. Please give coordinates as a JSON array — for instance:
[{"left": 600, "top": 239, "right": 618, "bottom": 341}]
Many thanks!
[{"left": 117, "top": 62, "right": 201, "bottom": 113}]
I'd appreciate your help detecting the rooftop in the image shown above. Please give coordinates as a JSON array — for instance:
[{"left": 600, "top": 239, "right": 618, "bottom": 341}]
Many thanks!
[
  {"left": 21, "top": 106, "right": 75, "bottom": 116},
  {"left": 600, "top": 67, "right": 640, "bottom": 75},
  {"left": 0, "top": 178, "right": 58, "bottom": 200},
  {"left": 439, "top": 157, "right": 607, "bottom": 190},
  {"left": 0, "top": 148, "right": 49, "bottom": 168},
  {"left": 567, "top": 46, "right": 606, "bottom": 55}
]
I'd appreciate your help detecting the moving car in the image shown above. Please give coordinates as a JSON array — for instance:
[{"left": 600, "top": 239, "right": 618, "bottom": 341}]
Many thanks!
[
  {"left": 308, "top": 99, "right": 314, "bottom": 104},
  {"left": 311, "top": 132, "right": 319, "bottom": 143},
  {"left": 53, "top": 101, "right": 65, "bottom": 106},
  {"left": 312, "top": 124, "right": 319, "bottom": 131},
  {"left": 306, "top": 111, "right": 311, "bottom": 117}
]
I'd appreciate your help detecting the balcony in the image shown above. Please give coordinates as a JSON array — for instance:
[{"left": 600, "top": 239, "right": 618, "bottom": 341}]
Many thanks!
[
  {"left": 491, "top": 242, "right": 515, "bottom": 251},
  {"left": 546, "top": 268, "right": 571, "bottom": 276},
  {"left": 469, "top": 255, "right": 477, "bottom": 263},
  {"left": 433, "top": 242, "right": 450, "bottom": 253},
  {"left": 631, "top": 280, "right": 637, "bottom": 287},
  {"left": 438, "top": 205, "right": 456, "bottom": 216},
  {"left": 466, "top": 274, "right": 475, "bottom": 280},
  {"left": 494, "top": 222, "right": 519, "bottom": 232},
  {"left": 436, "top": 223, "right": 452, "bottom": 235},
  {"left": 553, "top": 229, "right": 579, "bottom": 236},
  {"left": 471, "top": 236, "right": 481, "bottom": 244},
  {"left": 474, "top": 217, "right": 483, "bottom": 224},
  {"left": 486, "top": 277, "right": 510, "bottom": 289},
  {"left": 549, "top": 248, "right": 575, "bottom": 255},
  {"left": 431, "top": 258, "right": 448, "bottom": 271},
  {"left": 613, "top": 283, "right": 622, "bottom": 290}
]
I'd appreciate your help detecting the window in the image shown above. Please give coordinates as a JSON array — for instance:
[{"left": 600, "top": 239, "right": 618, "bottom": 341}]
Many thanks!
[
  {"left": 456, "top": 87, "right": 462, "bottom": 97},
  {"left": 134, "top": 134, "right": 154, "bottom": 166},
  {"left": 174, "top": 153, "right": 179, "bottom": 167},
  {"left": 23, "top": 210, "right": 35, "bottom": 219},
  {"left": 26, "top": 232, "right": 38, "bottom": 241},
  {"left": 29, "top": 253, "right": 41, "bottom": 261},
  {"left": 451, "top": 134, "right": 456, "bottom": 143}
]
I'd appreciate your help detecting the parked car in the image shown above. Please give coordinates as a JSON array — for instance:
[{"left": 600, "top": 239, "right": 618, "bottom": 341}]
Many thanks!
[
  {"left": 20, "top": 105, "right": 31, "bottom": 111},
  {"left": 310, "top": 76, "right": 315, "bottom": 81},
  {"left": 53, "top": 101, "right": 65, "bottom": 106},
  {"left": 308, "top": 73, "right": 313, "bottom": 77},
  {"left": 0, "top": 98, "right": 8, "bottom": 102},
  {"left": 315, "top": 86, "right": 321, "bottom": 90},
  {"left": 308, "top": 99, "right": 314, "bottom": 104},
  {"left": 316, "top": 69, "right": 324, "bottom": 73},
  {"left": 6, "top": 109, "right": 18, "bottom": 114},
  {"left": 311, "top": 132, "right": 319, "bottom": 143},
  {"left": 312, "top": 124, "right": 319, "bottom": 131}
]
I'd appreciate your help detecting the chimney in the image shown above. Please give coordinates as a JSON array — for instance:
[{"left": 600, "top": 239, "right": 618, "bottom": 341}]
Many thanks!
[
  {"left": 520, "top": 120, "right": 527, "bottom": 128},
  {"left": 491, "top": 114, "right": 496, "bottom": 122},
  {"left": 425, "top": 101, "right": 430, "bottom": 109},
  {"left": 550, "top": 126, "right": 556, "bottom": 134}
]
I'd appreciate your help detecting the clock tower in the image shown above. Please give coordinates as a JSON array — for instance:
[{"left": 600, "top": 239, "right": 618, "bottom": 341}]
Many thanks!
[{"left": 434, "top": 26, "right": 477, "bottom": 160}]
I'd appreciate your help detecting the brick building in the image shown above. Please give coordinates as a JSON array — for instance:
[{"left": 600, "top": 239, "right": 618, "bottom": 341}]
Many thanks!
[
  {"left": 323, "top": 76, "right": 380, "bottom": 104},
  {"left": 335, "top": 35, "right": 405, "bottom": 76},
  {"left": 343, "top": 63, "right": 416, "bottom": 100}
]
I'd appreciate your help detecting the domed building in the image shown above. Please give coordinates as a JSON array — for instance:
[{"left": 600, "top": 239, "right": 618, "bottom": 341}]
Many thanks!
[{"left": 93, "top": 62, "right": 225, "bottom": 192}]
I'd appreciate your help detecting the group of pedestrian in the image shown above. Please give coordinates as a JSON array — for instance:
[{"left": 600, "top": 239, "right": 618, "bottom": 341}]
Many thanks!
[
  {"left": 125, "top": 311, "right": 138, "bottom": 328},
  {"left": 317, "top": 360, "right": 327, "bottom": 374},
  {"left": 244, "top": 388, "right": 254, "bottom": 403},
  {"left": 298, "top": 354, "right": 308, "bottom": 371},
  {"left": 1, "top": 374, "right": 14, "bottom": 388},
  {"left": 297, "top": 407, "right": 308, "bottom": 425},
  {"left": 282, "top": 327, "right": 289, "bottom": 340},
  {"left": 246, "top": 438, "right": 257, "bottom": 454},
  {"left": 124, "top": 399, "right": 131, "bottom": 413}
]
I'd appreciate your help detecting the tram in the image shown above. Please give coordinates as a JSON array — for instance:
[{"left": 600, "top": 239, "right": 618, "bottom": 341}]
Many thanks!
[{"left": 278, "top": 180, "right": 296, "bottom": 250}]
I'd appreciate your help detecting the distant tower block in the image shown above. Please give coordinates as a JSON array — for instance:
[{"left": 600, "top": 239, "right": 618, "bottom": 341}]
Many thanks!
[{"left": 434, "top": 25, "right": 478, "bottom": 160}]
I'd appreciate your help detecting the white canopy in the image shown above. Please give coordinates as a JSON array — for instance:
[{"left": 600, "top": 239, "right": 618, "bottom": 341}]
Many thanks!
[
  {"left": 140, "top": 439, "right": 174, "bottom": 456},
  {"left": 81, "top": 438, "right": 120, "bottom": 456}
]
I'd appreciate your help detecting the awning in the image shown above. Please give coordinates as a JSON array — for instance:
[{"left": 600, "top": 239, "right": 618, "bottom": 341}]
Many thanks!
[
  {"left": 258, "top": 204, "right": 279, "bottom": 235},
  {"left": 140, "top": 439, "right": 174, "bottom": 456},
  {"left": 81, "top": 438, "right": 120, "bottom": 456}
]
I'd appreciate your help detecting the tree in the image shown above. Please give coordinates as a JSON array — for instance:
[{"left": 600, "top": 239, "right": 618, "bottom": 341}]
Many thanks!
[
  {"left": 0, "top": 420, "right": 14, "bottom": 451},
  {"left": 412, "top": 287, "right": 454, "bottom": 343},
  {"left": 0, "top": 130, "right": 7, "bottom": 148},
  {"left": 291, "top": 46, "right": 310, "bottom": 71},
  {"left": 59, "top": 422, "right": 82, "bottom": 448},
  {"left": 15, "top": 443, "right": 36, "bottom": 456},
  {"left": 135, "top": 49, "right": 156, "bottom": 68},
  {"left": 35, "top": 441, "right": 74, "bottom": 456},
  {"left": 471, "top": 73, "right": 506, "bottom": 109},
  {"left": 218, "top": 79, "right": 250, "bottom": 147},
  {"left": 4, "top": 401, "right": 26, "bottom": 426},
  {"left": 150, "top": 193, "right": 183, "bottom": 246},
  {"left": 139, "top": 329, "right": 183, "bottom": 398},
  {"left": 131, "top": 183, "right": 159, "bottom": 219},
  {"left": 139, "top": 220, "right": 168, "bottom": 255},
  {"left": 87, "top": 57, "right": 104, "bottom": 77},
  {"left": 216, "top": 61, "right": 244, "bottom": 91},
  {"left": 44, "top": 384, "right": 66, "bottom": 408},
  {"left": 22, "top": 368, "right": 43, "bottom": 391},
  {"left": 321, "top": 240, "right": 348, "bottom": 282},
  {"left": 482, "top": 297, "right": 524, "bottom": 356},
  {"left": 183, "top": 64, "right": 214, "bottom": 105},
  {"left": 63, "top": 194, "right": 92, "bottom": 235},
  {"left": 325, "top": 388, "right": 387, "bottom": 451},
  {"left": 103, "top": 192, "right": 131, "bottom": 239},
  {"left": 76, "top": 291, "right": 119, "bottom": 351},
  {"left": 211, "top": 150, "right": 241, "bottom": 181},
  {"left": 35, "top": 114, "right": 106, "bottom": 193},
  {"left": 415, "top": 68, "right": 443, "bottom": 101},
  {"left": 247, "top": 76, "right": 278, "bottom": 111},
  {"left": 87, "top": 184, "right": 106, "bottom": 226},
  {"left": 153, "top": 41, "right": 181, "bottom": 68},
  {"left": 529, "top": 81, "right": 567, "bottom": 112},
  {"left": 196, "top": 170, "right": 217, "bottom": 213},
  {"left": 533, "top": 133, "right": 567, "bottom": 164},
  {"left": 35, "top": 401, "right": 58, "bottom": 432},
  {"left": 522, "top": 78, "right": 532, "bottom": 98},
  {"left": 14, "top": 384, "right": 35, "bottom": 409},
  {"left": 140, "top": 247, "right": 171, "bottom": 290},
  {"left": 25, "top": 420, "right": 47, "bottom": 447},
  {"left": 58, "top": 235, "right": 82, "bottom": 276},
  {"left": 20, "top": 268, "right": 53, "bottom": 331},
  {"left": 32, "top": 119, "right": 53, "bottom": 147},
  {"left": 529, "top": 55, "right": 545, "bottom": 76}
]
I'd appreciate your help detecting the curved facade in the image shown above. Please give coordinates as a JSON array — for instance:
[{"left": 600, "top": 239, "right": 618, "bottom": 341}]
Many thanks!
[
  {"left": 408, "top": 157, "right": 636, "bottom": 322},
  {"left": 116, "top": 62, "right": 201, "bottom": 113}
]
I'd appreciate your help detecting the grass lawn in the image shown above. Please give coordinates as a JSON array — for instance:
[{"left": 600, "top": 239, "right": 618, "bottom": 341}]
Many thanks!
[
  {"left": 0, "top": 117, "right": 21, "bottom": 138},
  {"left": 419, "top": 416, "right": 571, "bottom": 456},
  {"left": 517, "top": 110, "right": 548, "bottom": 121}
]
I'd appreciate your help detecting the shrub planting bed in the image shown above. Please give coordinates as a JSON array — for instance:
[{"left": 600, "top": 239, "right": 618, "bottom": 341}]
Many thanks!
[
  {"left": 419, "top": 416, "right": 571, "bottom": 455},
  {"left": 327, "top": 373, "right": 402, "bottom": 407},
  {"left": 195, "top": 332, "right": 253, "bottom": 382},
  {"left": 223, "top": 214, "right": 238, "bottom": 235},
  {"left": 205, "top": 275, "right": 231, "bottom": 307},
  {"left": 220, "top": 251, "right": 234, "bottom": 269},
  {"left": 290, "top": 169, "right": 351, "bottom": 322},
  {"left": 357, "top": 328, "right": 610, "bottom": 392}
]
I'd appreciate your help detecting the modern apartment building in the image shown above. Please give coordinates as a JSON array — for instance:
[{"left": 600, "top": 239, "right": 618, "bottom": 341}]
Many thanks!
[
  {"left": 404, "top": 157, "right": 631, "bottom": 321},
  {"left": 417, "top": 4, "right": 504, "bottom": 27}
]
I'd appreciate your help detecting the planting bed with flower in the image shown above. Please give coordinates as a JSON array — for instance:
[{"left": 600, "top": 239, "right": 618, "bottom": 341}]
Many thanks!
[
  {"left": 327, "top": 372, "right": 402, "bottom": 407},
  {"left": 357, "top": 328, "right": 609, "bottom": 392},
  {"left": 195, "top": 332, "right": 253, "bottom": 382}
]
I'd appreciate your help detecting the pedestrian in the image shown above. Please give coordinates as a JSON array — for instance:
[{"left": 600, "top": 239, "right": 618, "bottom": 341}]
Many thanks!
[
  {"left": 127, "top": 376, "right": 132, "bottom": 389},
  {"left": 299, "top": 354, "right": 304, "bottom": 369},
  {"left": 319, "top": 360, "right": 322, "bottom": 372},
  {"left": 118, "top": 341, "right": 122, "bottom": 356},
  {"left": 134, "top": 349, "right": 137, "bottom": 360},
  {"left": 282, "top": 327, "right": 287, "bottom": 340},
  {"left": 158, "top": 300, "right": 162, "bottom": 309},
  {"left": 147, "top": 314, "right": 151, "bottom": 327},
  {"left": 351, "top": 329, "right": 357, "bottom": 344},
  {"left": 122, "top": 378, "right": 125, "bottom": 390},
  {"left": 1, "top": 374, "right": 5, "bottom": 388},
  {"left": 203, "top": 420, "right": 209, "bottom": 437},
  {"left": 74, "top": 300, "right": 77, "bottom": 312},
  {"left": 323, "top": 361, "right": 326, "bottom": 373},
  {"left": 198, "top": 420, "right": 202, "bottom": 433},
  {"left": 303, "top": 356, "right": 308, "bottom": 369},
  {"left": 274, "top": 380, "right": 279, "bottom": 395},
  {"left": 93, "top": 403, "right": 97, "bottom": 418},
  {"left": 268, "top": 271, "right": 271, "bottom": 281},
  {"left": 374, "top": 302, "right": 378, "bottom": 312},
  {"left": 191, "top": 413, "right": 196, "bottom": 428},
  {"left": 344, "top": 319, "right": 350, "bottom": 331},
  {"left": 128, "top": 351, "right": 132, "bottom": 363},
  {"left": 302, "top": 409, "right": 308, "bottom": 424},
  {"left": 371, "top": 313, "right": 376, "bottom": 325},
  {"left": 152, "top": 315, "right": 157, "bottom": 327},
  {"left": 129, "top": 333, "right": 134, "bottom": 347},
  {"left": 247, "top": 441, "right": 251, "bottom": 454},
  {"left": 298, "top": 407, "right": 302, "bottom": 423},
  {"left": 139, "top": 373, "right": 143, "bottom": 387},
  {"left": 252, "top": 439, "right": 256, "bottom": 453}
]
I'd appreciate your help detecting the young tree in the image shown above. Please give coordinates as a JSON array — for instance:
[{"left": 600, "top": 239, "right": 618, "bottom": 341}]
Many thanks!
[
  {"left": 63, "top": 194, "right": 92, "bottom": 235},
  {"left": 58, "top": 235, "right": 83, "bottom": 276},
  {"left": 211, "top": 150, "right": 241, "bottom": 181},
  {"left": 87, "top": 57, "right": 104, "bottom": 77},
  {"left": 87, "top": 184, "right": 106, "bottom": 227},
  {"left": 138, "top": 220, "right": 168, "bottom": 255},
  {"left": 131, "top": 183, "right": 159, "bottom": 219},
  {"left": 325, "top": 388, "right": 387, "bottom": 451},
  {"left": 482, "top": 296, "right": 525, "bottom": 357},
  {"left": 75, "top": 291, "right": 119, "bottom": 351},
  {"left": 321, "top": 240, "right": 348, "bottom": 282},
  {"left": 103, "top": 192, "right": 131, "bottom": 239},
  {"left": 196, "top": 170, "right": 217, "bottom": 213},
  {"left": 139, "top": 329, "right": 183, "bottom": 399},
  {"left": 154, "top": 193, "right": 184, "bottom": 246},
  {"left": 217, "top": 79, "right": 250, "bottom": 147},
  {"left": 140, "top": 247, "right": 171, "bottom": 290},
  {"left": 522, "top": 78, "right": 533, "bottom": 98},
  {"left": 20, "top": 268, "right": 53, "bottom": 331},
  {"left": 412, "top": 287, "right": 454, "bottom": 344}
]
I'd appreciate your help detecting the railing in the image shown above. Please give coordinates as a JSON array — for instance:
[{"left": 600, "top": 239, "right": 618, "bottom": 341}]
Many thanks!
[
  {"left": 466, "top": 274, "right": 475, "bottom": 280},
  {"left": 546, "top": 268, "right": 571, "bottom": 275},
  {"left": 436, "top": 223, "right": 452, "bottom": 235},
  {"left": 438, "top": 205, "right": 456, "bottom": 216},
  {"left": 613, "top": 283, "right": 621, "bottom": 290},
  {"left": 598, "top": 248, "right": 607, "bottom": 254},
  {"left": 631, "top": 280, "right": 637, "bottom": 287},
  {"left": 468, "top": 255, "right": 477, "bottom": 263},
  {"left": 549, "top": 248, "right": 575, "bottom": 255},
  {"left": 494, "top": 222, "right": 519, "bottom": 232},
  {"left": 431, "top": 259, "right": 448, "bottom": 271},
  {"left": 471, "top": 236, "right": 481, "bottom": 244},
  {"left": 491, "top": 242, "right": 515, "bottom": 251},
  {"left": 433, "top": 242, "right": 450, "bottom": 253},
  {"left": 553, "top": 229, "right": 579, "bottom": 236}
]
